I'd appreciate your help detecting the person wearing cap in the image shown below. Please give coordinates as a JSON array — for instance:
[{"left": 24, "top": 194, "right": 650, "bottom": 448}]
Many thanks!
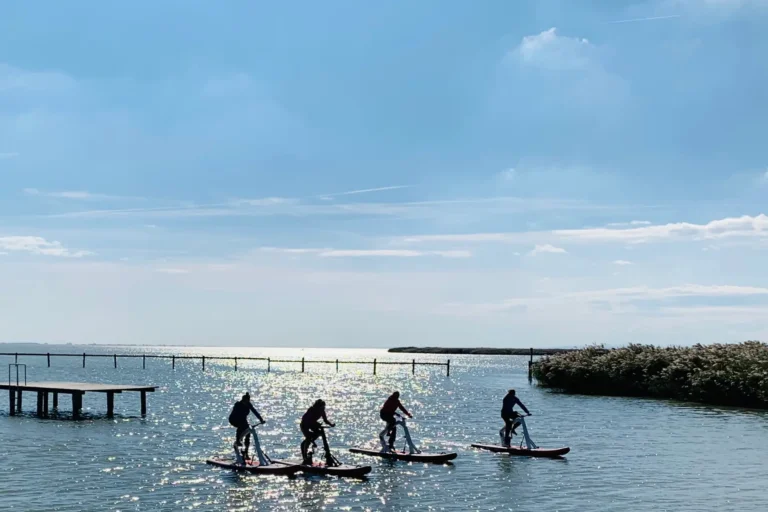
[
  {"left": 500, "top": 389, "right": 530, "bottom": 447},
  {"left": 228, "top": 392, "right": 265, "bottom": 452},
  {"left": 300, "top": 399, "right": 335, "bottom": 463}
]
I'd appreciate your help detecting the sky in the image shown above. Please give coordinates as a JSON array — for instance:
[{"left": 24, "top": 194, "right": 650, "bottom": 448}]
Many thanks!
[{"left": 1, "top": 0, "right": 767, "bottom": 348}]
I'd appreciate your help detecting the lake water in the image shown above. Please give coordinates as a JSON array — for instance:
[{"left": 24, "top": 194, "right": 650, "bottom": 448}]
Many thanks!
[{"left": 1, "top": 344, "right": 767, "bottom": 511}]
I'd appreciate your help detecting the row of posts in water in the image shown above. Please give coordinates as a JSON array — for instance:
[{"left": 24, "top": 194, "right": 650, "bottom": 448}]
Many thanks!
[{"left": 2, "top": 352, "right": 451, "bottom": 377}]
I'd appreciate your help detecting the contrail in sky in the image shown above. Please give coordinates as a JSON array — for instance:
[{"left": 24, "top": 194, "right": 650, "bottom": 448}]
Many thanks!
[{"left": 609, "top": 14, "right": 681, "bottom": 24}]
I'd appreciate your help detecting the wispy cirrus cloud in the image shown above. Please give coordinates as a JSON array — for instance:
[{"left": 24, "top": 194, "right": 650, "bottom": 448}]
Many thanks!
[
  {"left": 403, "top": 214, "right": 768, "bottom": 246},
  {"left": 529, "top": 244, "right": 567, "bottom": 256},
  {"left": 40, "top": 195, "right": 605, "bottom": 221},
  {"left": 555, "top": 214, "right": 768, "bottom": 243},
  {"left": 0, "top": 235, "right": 92, "bottom": 258},
  {"left": 442, "top": 284, "right": 768, "bottom": 316},
  {"left": 613, "top": 260, "right": 633, "bottom": 266},
  {"left": 23, "top": 188, "right": 144, "bottom": 201},
  {"left": 259, "top": 247, "right": 472, "bottom": 259}
]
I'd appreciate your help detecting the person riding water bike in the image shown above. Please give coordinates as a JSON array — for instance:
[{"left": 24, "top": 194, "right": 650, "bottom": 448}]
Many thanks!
[
  {"left": 300, "top": 399, "right": 335, "bottom": 464},
  {"left": 501, "top": 389, "right": 530, "bottom": 447},
  {"left": 379, "top": 391, "right": 412, "bottom": 451},
  {"left": 229, "top": 393, "right": 265, "bottom": 457}
]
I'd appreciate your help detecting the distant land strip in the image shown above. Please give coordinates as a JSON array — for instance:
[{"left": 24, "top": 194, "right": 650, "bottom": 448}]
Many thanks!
[{"left": 388, "top": 347, "right": 576, "bottom": 355}]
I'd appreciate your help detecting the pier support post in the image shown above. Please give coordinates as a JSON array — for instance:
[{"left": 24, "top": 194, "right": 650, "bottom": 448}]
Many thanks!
[
  {"left": 202, "top": 356, "right": 205, "bottom": 372},
  {"left": 234, "top": 357, "right": 238, "bottom": 372},
  {"left": 336, "top": 359, "right": 339, "bottom": 373},
  {"left": 267, "top": 357, "right": 270, "bottom": 373},
  {"left": 373, "top": 359, "right": 377, "bottom": 375},
  {"left": 9, "top": 389, "right": 15, "bottom": 416},
  {"left": 17, "top": 389, "right": 22, "bottom": 411},
  {"left": 528, "top": 347, "right": 533, "bottom": 382},
  {"left": 83, "top": 353, "right": 86, "bottom": 368},
  {"left": 43, "top": 393, "right": 49, "bottom": 417},
  {"left": 47, "top": 353, "right": 51, "bottom": 367},
  {"left": 412, "top": 359, "right": 415, "bottom": 375},
  {"left": 301, "top": 357, "right": 305, "bottom": 373},
  {"left": 36, "top": 392, "right": 43, "bottom": 416},
  {"left": 140, "top": 391, "right": 147, "bottom": 417},
  {"left": 53, "top": 392, "right": 58, "bottom": 409},
  {"left": 143, "top": 355, "right": 146, "bottom": 369},
  {"left": 172, "top": 355, "right": 175, "bottom": 369},
  {"left": 107, "top": 392, "right": 114, "bottom": 418},
  {"left": 114, "top": 354, "right": 117, "bottom": 369},
  {"left": 73, "top": 392, "right": 83, "bottom": 420},
  {"left": 447, "top": 359, "right": 451, "bottom": 377}
]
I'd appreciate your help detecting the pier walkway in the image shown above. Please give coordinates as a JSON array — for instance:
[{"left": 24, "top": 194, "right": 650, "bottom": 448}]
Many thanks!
[{"left": 2, "top": 381, "right": 156, "bottom": 419}]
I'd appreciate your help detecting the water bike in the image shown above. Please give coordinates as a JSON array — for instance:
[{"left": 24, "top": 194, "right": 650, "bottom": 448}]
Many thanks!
[
  {"left": 206, "top": 422, "right": 301, "bottom": 475},
  {"left": 350, "top": 414, "right": 457, "bottom": 463},
  {"left": 273, "top": 425, "right": 372, "bottom": 478},
  {"left": 471, "top": 414, "right": 570, "bottom": 458}
]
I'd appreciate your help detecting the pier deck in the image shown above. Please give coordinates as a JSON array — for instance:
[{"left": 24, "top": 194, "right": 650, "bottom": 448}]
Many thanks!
[{"left": 1, "top": 382, "right": 156, "bottom": 419}]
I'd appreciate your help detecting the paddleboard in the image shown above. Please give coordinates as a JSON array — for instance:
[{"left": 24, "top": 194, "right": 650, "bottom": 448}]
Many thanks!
[
  {"left": 206, "top": 457, "right": 301, "bottom": 475},
  {"left": 272, "top": 459, "right": 372, "bottom": 478},
  {"left": 471, "top": 443, "right": 570, "bottom": 458},
  {"left": 349, "top": 448, "right": 457, "bottom": 463}
]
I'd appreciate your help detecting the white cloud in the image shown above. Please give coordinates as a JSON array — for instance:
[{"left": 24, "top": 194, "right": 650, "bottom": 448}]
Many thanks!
[
  {"left": 404, "top": 214, "right": 768, "bottom": 246},
  {"left": 0, "top": 63, "right": 77, "bottom": 94},
  {"left": 23, "top": 188, "right": 142, "bottom": 201},
  {"left": 529, "top": 244, "right": 567, "bottom": 256},
  {"left": 555, "top": 214, "right": 768, "bottom": 243},
  {"left": 452, "top": 284, "right": 768, "bottom": 316},
  {"left": 232, "top": 197, "right": 297, "bottom": 207},
  {"left": 44, "top": 196, "right": 601, "bottom": 221},
  {"left": 0, "top": 236, "right": 92, "bottom": 258},
  {"left": 259, "top": 247, "right": 328, "bottom": 255},
  {"left": 516, "top": 28, "right": 596, "bottom": 71},
  {"left": 155, "top": 268, "right": 190, "bottom": 275},
  {"left": 321, "top": 249, "right": 471, "bottom": 258},
  {"left": 606, "top": 220, "right": 652, "bottom": 227},
  {"left": 499, "top": 168, "right": 516, "bottom": 181},
  {"left": 258, "top": 247, "right": 471, "bottom": 259},
  {"left": 613, "top": 260, "right": 633, "bottom": 266}
]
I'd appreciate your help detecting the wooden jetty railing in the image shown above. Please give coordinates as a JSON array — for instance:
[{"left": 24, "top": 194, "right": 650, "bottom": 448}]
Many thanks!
[{"left": 1, "top": 352, "right": 451, "bottom": 377}]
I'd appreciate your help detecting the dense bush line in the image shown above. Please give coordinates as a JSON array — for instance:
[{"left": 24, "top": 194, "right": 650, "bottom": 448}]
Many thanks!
[{"left": 532, "top": 342, "right": 768, "bottom": 408}]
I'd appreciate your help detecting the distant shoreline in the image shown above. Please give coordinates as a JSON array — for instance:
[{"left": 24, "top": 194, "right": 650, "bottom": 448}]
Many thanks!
[{"left": 388, "top": 347, "right": 575, "bottom": 355}]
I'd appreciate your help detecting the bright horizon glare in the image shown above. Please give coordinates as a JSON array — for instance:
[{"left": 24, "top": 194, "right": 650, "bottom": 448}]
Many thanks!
[{"left": 1, "top": 1, "right": 767, "bottom": 348}]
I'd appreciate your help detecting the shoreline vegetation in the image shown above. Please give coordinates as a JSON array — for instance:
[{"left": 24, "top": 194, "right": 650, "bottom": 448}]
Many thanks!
[
  {"left": 388, "top": 347, "right": 575, "bottom": 355},
  {"left": 532, "top": 342, "right": 768, "bottom": 409}
]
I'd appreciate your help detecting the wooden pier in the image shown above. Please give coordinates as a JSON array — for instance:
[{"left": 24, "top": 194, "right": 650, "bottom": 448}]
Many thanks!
[{"left": 1, "top": 382, "right": 156, "bottom": 420}]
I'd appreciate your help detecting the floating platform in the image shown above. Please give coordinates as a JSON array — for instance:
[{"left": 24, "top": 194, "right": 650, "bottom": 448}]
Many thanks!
[{"left": 1, "top": 381, "right": 157, "bottom": 419}]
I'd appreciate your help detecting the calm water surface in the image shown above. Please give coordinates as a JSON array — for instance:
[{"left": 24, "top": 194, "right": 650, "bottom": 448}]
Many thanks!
[{"left": 1, "top": 344, "right": 767, "bottom": 511}]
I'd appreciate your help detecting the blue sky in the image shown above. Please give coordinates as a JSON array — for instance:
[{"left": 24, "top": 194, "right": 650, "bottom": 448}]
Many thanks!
[{"left": 1, "top": 0, "right": 767, "bottom": 347}]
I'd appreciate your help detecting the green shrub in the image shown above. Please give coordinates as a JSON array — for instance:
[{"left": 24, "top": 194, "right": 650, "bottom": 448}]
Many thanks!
[{"left": 532, "top": 341, "right": 768, "bottom": 408}]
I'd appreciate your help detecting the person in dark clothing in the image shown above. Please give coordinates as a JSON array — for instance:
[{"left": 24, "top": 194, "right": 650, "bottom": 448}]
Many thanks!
[
  {"left": 300, "top": 399, "right": 335, "bottom": 463},
  {"left": 500, "top": 389, "right": 530, "bottom": 447},
  {"left": 228, "top": 393, "right": 265, "bottom": 451},
  {"left": 379, "top": 391, "right": 412, "bottom": 450}
]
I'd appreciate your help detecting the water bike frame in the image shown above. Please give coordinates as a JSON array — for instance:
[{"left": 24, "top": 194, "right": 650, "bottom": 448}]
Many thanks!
[
  {"left": 380, "top": 414, "right": 421, "bottom": 455},
  {"left": 499, "top": 414, "right": 539, "bottom": 450}
]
